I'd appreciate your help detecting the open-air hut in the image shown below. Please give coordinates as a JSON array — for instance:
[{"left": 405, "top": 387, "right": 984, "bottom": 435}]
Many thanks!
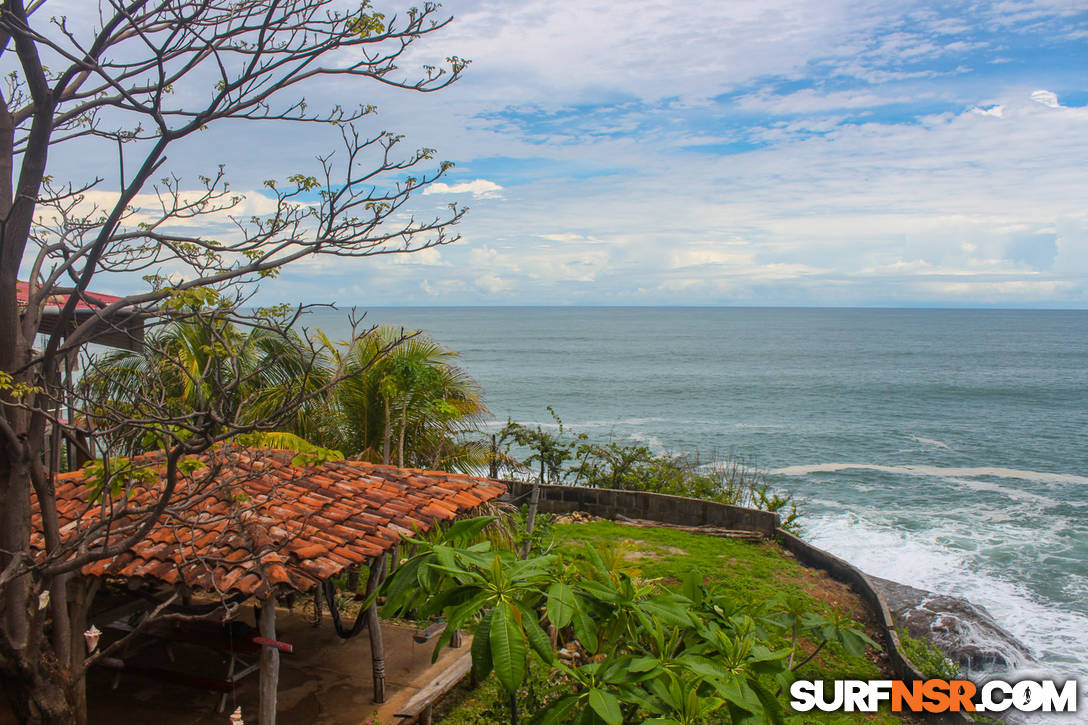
[
  {"left": 35, "top": 446, "right": 506, "bottom": 723},
  {"left": 17, "top": 280, "right": 146, "bottom": 352}
]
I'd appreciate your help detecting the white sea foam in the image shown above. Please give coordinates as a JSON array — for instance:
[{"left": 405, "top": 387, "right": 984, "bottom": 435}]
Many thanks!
[
  {"left": 910, "top": 435, "right": 952, "bottom": 450},
  {"left": 956, "top": 478, "right": 1060, "bottom": 507},
  {"left": 802, "top": 513, "right": 1088, "bottom": 686},
  {"left": 628, "top": 431, "right": 666, "bottom": 454},
  {"left": 771, "top": 462, "right": 1088, "bottom": 486},
  {"left": 483, "top": 416, "right": 674, "bottom": 430}
]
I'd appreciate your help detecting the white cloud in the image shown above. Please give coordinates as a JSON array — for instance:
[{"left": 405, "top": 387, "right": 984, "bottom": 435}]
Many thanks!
[
  {"left": 1030, "top": 89, "right": 1061, "bottom": 108},
  {"left": 474, "top": 274, "right": 511, "bottom": 294},
  {"left": 423, "top": 179, "right": 504, "bottom": 199},
  {"left": 25, "top": 0, "right": 1088, "bottom": 307},
  {"left": 737, "top": 89, "right": 916, "bottom": 114},
  {"left": 668, "top": 246, "right": 753, "bottom": 269}
]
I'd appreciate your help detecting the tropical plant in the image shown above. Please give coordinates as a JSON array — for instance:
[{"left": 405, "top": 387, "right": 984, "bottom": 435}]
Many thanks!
[
  {"left": 379, "top": 517, "right": 882, "bottom": 725},
  {"left": 320, "top": 325, "right": 488, "bottom": 471},
  {"left": 381, "top": 517, "right": 555, "bottom": 723},
  {"left": 84, "top": 320, "right": 489, "bottom": 473},
  {"left": 81, "top": 315, "right": 336, "bottom": 455}
]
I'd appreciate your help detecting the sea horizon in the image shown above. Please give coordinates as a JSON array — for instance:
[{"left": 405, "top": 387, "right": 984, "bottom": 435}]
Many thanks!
[{"left": 297, "top": 303, "right": 1088, "bottom": 311}]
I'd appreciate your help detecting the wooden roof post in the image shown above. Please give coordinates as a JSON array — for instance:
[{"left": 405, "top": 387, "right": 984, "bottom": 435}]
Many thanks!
[
  {"left": 259, "top": 596, "right": 279, "bottom": 724},
  {"left": 365, "top": 557, "right": 386, "bottom": 703}
]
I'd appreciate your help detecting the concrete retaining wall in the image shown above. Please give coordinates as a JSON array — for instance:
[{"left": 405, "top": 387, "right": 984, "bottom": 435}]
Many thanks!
[
  {"left": 501, "top": 481, "right": 780, "bottom": 538},
  {"left": 503, "top": 481, "right": 973, "bottom": 724},
  {"left": 775, "top": 529, "right": 973, "bottom": 724}
]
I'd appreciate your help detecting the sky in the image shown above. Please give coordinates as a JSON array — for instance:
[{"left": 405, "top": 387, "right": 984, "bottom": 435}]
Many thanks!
[{"left": 32, "top": 1, "right": 1088, "bottom": 307}]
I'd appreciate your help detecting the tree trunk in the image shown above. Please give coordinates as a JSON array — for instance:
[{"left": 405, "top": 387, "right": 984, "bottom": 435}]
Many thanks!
[
  {"left": 397, "top": 400, "right": 407, "bottom": 468},
  {"left": 1, "top": 663, "right": 79, "bottom": 725},
  {"left": 519, "top": 460, "right": 544, "bottom": 559},
  {"left": 382, "top": 400, "right": 392, "bottom": 465},
  {"left": 488, "top": 434, "right": 498, "bottom": 478},
  {"left": 365, "top": 558, "right": 386, "bottom": 703},
  {"left": 258, "top": 599, "right": 279, "bottom": 725}
]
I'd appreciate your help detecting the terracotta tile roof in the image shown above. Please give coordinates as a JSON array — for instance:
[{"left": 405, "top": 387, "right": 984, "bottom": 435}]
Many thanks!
[
  {"left": 36, "top": 447, "right": 506, "bottom": 599},
  {"left": 16, "top": 280, "right": 124, "bottom": 309}
]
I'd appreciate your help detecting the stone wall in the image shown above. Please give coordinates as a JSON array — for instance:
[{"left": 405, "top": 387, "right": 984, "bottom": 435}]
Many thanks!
[{"left": 501, "top": 481, "right": 780, "bottom": 537}]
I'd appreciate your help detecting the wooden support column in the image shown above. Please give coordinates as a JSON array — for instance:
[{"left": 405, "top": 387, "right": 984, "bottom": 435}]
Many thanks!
[
  {"left": 365, "top": 557, "right": 386, "bottom": 703},
  {"left": 311, "top": 587, "right": 322, "bottom": 626},
  {"left": 388, "top": 544, "right": 399, "bottom": 573},
  {"left": 259, "top": 596, "right": 280, "bottom": 725}
]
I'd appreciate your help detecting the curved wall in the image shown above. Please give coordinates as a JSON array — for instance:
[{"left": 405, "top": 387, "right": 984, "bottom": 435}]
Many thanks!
[{"left": 502, "top": 481, "right": 973, "bottom": 724}]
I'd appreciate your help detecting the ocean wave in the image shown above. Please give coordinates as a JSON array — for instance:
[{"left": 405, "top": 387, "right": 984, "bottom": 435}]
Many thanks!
[
  {"left": 909, "top": 434, "right": 952, "bottom": 450},
  {"left": 955, "top": 478, "right": 1060, "bottom": 507},
  {"left": 628, "top": 431, "right": 666, "bottom": 453},
  {"left": 802, "top": 514, "right": 1088, "bottom": 685},
  {"left": 771, "top": 462, "right": 1088, "bottom": 486},
  {"left": 482, "top": 416, "right": 673, "bottom": 430}
]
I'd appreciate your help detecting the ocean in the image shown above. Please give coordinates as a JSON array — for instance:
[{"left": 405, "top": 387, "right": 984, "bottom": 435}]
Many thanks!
[{"left": 306, "top": 306, "right": 1088, "bottom": 687}]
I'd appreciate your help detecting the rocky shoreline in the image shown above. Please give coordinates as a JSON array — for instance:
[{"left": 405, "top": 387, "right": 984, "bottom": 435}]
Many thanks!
[{"left": 869, "top": 575, "right": 1036, "bottom": 677}]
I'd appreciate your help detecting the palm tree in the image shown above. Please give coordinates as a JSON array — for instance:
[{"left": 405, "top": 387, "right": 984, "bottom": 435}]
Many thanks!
[
  {"left": 322, "top": 326, "right": 489, "bottom": 471},
  {"left": 80, "top": 316, "right": 335, "bottom": 453},
  {"left": 84, "top": 320, "right": 488, "bottom": 472}
]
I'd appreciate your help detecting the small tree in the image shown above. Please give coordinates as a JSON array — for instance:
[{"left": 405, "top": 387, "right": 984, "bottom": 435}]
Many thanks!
[
  {"left": 0, "top": 2, "right": 467, "bottom": 722},
  {"left": 500, "top": 408, "right": 583, "bottom": 558}
]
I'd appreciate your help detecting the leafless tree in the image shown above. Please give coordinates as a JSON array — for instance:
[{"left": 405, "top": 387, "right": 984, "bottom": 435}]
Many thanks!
[{"left": 0, "top": 1, "right": 467, "bottom": 721}]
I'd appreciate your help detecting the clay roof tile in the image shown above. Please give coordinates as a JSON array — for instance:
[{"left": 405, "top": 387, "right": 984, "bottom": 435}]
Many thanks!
[{"left": 35, "top": 446, "right": 505, "bottom": 598}]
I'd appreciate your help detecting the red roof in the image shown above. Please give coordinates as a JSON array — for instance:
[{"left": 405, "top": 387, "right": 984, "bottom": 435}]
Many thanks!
[
  {"left": 35, "top": 447, "right": 506, "bottom": 599},
  {"left": 17, "top": 280, "right": 124, "bottom": 310}
]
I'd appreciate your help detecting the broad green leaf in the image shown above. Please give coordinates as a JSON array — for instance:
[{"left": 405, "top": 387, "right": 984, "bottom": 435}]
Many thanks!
[
  {"left": 578, "top": 580, "right": 623, "bottom": 603},
  {"left": 519, "top": 603, "right": 556, "bottom": 663},
  {"left": 444, "top": 515, "right": 496, "bottom": 543},
  {"left": 471, "top": 610, "right": 493, "bottom": 680},
  {"left": 642, "top": 595, "right": 694, "bottom": 626},
  {"left": 583, "top": 542, "right": 609, "bottom": 578},
  {"left": 421, "top": 584, "right": 477, "bottom": 617},
  {"left": 588, "top": 688, "right": 623, "bottom": 725},
  {"left": 530, "top": 694, "right": 580, "bottom": 725},
  {"left": 571, "top": 601, "right": 599, "bottom": 654},
  {"left": 680, "top": 570, "right": 702, "bottom": 603},
  {"left": 443, "top": 591, "right": 492, "bottom": 632},
  {"left": 751, "top": 680, "right": 787, "bottom": 725},
  {"left": 380, "top": 557, "right": 424, "bottom": 615},
  {"left": 546, "top": 582, "right": 577, "bottom": 628},
  {"left": 627, "top": 656, "right": 661, "bottom": 673},
  {"left": 434, "top": 544, "right": 457, "bottom": 570},
  {"left": 490, "top": 602, "right": 527, "bottom": 694}
]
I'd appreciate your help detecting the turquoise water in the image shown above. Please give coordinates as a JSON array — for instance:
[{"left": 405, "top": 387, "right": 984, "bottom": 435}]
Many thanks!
[{"left": 308, "top": 307, "right": 1088, "bottom": 680}]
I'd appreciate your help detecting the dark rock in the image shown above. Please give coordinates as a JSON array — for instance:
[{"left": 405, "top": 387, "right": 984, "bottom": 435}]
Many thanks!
[{"left": 869, "top": 575, "right": 1036, "bottom": 675}]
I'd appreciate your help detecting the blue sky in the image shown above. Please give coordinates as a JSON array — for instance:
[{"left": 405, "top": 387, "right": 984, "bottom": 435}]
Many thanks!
[{"left": 37, "top": 1, "right": 1088, "bottom": 306}]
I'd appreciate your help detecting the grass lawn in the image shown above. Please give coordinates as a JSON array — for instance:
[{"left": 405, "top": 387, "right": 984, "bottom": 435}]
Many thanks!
[{"left": 436, "top": 520, "right": 919, "bottom": 724}]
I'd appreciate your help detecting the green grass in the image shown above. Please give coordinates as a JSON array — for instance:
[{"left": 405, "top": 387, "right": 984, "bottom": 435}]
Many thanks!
[{"left": 439, "top": 521, "right": 910, "bottom": 724}]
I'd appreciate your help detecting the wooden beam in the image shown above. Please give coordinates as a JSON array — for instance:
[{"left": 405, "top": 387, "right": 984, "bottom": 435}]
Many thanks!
[
  {"left": 258, "top": 597, "right": 279, "bottom": 725},
  {"left": 365, "top": 558, "right": 386, "bottom": 703},
  {"left": 394, "top": 652, "right": 473, "bottom": 720}
]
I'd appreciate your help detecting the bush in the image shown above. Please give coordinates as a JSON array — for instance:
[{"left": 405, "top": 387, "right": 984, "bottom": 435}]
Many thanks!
[
  {"left": 897, "top": 627, "right": 961, "bottom": 679},
  {"left": 497, "top": 411, "right": 803, "bottom": 530}
]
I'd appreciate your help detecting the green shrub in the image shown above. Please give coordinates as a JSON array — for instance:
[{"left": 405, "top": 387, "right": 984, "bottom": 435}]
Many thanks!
[{"left": 897, "top": 627, "right": 961, "bottom": 679}]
